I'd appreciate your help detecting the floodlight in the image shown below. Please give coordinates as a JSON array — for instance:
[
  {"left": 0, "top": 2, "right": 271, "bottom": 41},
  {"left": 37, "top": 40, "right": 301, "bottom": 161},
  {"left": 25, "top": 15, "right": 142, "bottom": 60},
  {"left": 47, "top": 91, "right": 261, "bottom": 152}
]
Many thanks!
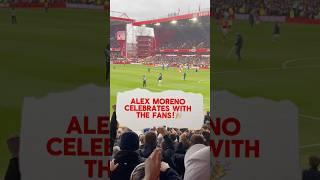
[
  {"left": 171, "top": 20, "right": 177, "bottom": 24},
  {"left": 191, "top": 17, "right": 198, "bottom": 22}
]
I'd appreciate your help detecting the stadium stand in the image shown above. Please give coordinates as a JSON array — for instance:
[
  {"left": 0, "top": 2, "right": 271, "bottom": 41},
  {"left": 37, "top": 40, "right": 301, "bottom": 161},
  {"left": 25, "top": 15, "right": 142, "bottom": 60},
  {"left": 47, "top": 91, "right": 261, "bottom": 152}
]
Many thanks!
[
  {"left": 212, "top": 0, "right": 320, "bottom": 19},
  {"left": 145, "top": 56, "right": 210, "bottom": 69},
  {"left": 151, "top": 16, "right": 210, "bottom": 50},
  {"left": 110, "top": 10, "right": 210, "bottom": 68},
  {"left": 0, "top": 0, "right": 108, "bottom": 8},
  {"left": 109, "top": 109, "right": 211, "bottom": 180},
  {"left": 110, "top": 11, "right": 134, "bottom": 61}
]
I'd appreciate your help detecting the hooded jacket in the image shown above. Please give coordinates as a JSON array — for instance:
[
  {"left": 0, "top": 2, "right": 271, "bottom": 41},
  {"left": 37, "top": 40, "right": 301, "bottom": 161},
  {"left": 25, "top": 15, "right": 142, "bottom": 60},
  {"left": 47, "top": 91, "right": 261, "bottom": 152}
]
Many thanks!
[{"left": 111, "top": 150, "right": 143, "bottom": 180}]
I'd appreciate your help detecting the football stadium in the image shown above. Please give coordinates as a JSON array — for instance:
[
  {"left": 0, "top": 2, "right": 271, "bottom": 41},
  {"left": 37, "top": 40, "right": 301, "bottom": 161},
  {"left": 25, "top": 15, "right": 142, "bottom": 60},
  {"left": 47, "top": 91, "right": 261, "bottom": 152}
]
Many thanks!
[
  {"left": 109, "top": 3, "right": 212, "bottom": 179},
  {"left": 110, "top": 10, "right": 211, "bottom": 112},
  {"left": 0, "top": 1, "right": 107, "bottom": 177},
  {"left": 212, "top": 0, "right": 320, "bottom": 172},
  {"left": 1, "top": 0, "right": 320, "bottom": 178}
]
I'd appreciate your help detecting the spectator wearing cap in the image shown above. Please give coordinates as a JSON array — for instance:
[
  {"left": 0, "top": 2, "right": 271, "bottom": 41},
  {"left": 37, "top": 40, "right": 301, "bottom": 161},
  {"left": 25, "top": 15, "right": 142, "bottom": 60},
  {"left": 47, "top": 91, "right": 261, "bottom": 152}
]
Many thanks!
[{"left": 110, "top": 131, "right": 143, "bottom": 180}]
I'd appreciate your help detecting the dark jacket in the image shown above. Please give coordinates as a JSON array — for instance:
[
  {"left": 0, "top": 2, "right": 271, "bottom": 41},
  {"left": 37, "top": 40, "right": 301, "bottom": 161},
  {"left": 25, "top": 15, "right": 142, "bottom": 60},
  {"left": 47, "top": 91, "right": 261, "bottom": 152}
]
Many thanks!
[
  {"left": 5, "top": 158, "right": 20, "bottom": 180},
  {"left": 162, "top": 135, "right": 185, "bottom": 176},
  {"left": 110, "top": 111, "right": 118, "bottom": 153},
  {"left": 235, "top": 35, "right": 243, "bottom": 49},
  {"left": 110, "top": 111, "right": 118, "bottom": 141},
  {"left": 110, "top": 150, "right": 143, "bottom": 180},
  {"left": 171, "top": 153, "right": 185, "bottom": 177},
  {"left": 139, "top": 144, "right": 156, "bottom": 159},
  {"left": 303, "top": 168, "right": 320, "bottom": 180},
  {"left": 175, "top": 142, "right": 189, "bottom": 154},
  {"left": 162, "top": 135, "right": 176, "bottom": 169},
  {"left": 160, "top": 168, "right": 182, "bottom": 180}
]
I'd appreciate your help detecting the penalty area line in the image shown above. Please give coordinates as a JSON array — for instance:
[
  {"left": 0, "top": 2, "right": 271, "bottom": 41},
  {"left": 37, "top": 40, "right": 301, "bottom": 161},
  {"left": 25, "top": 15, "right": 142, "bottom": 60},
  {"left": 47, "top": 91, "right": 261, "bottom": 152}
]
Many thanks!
[
  {"left": 214, "top": 57, "right": 320, "bottom": 74},
  {"left": 300, "top": 143, "right": 320, "bottom": 149},
  {"left": 299, "top": 114, "right": 320, "bottom": 149},
  {"left": 282, "top": 57, "right": 320, "bottom": 69},
  {"left": 299, "top": 114, "right": 320, "bottom": 121}
]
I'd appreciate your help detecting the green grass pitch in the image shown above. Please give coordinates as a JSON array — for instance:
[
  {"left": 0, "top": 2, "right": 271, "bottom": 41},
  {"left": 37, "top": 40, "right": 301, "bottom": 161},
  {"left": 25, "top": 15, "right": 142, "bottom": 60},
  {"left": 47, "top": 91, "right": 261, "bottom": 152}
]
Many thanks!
[
  {"left": 110, "top": 64, "right": 210, "bottom": 112},
  {"left": 0, "top": 8, "right": 107, "bottom": 177},
  {"left": 213, "top": 20, "right": 320, "bottom": 170}
]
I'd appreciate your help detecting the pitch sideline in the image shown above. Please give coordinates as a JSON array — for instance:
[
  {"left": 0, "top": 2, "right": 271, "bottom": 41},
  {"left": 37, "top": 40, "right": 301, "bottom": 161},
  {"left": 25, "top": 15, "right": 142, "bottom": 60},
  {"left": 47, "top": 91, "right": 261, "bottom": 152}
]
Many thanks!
[{"left": 214, "top": 57, "right": 320, "bottom": 74}]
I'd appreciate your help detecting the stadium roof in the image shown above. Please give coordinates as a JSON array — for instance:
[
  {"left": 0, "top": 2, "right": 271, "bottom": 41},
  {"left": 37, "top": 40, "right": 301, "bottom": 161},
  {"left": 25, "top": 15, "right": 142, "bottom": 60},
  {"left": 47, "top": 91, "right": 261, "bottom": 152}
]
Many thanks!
[
  {"left": 110, "top": 11, "right": 135, "bottom": 25},
  {"left": 133, "top": 10, "right": 210, "bottom": 26},
  {"left": 110, "top": 10, "right": 210, "bottom": 26}
]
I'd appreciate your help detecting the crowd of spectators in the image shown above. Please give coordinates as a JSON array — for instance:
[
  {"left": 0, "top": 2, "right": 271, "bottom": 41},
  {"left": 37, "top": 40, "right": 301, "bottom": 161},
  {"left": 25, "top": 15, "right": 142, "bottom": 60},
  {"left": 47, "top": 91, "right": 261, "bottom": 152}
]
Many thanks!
[
  {"left": 4, "top": 113, "right": 320, "bottom": 180},
  {"left": 66, "top": 0, "right": 106, "bottom": 5},
  {"left": 110, "top": 24, "right": 126, "bottom": 49},
  {"left": 154, "top": 17, "right": 210, "bottom": 50},
  {"left": 110, "top": 51, "right": 122, "bottom": 60},
  {"left": 212, "top": 0, "right": 320, "bottom": 19},
  {"left": 2, "top": 0, "right": 62, "bottom": 3},
  {"left": 160, "top": 40, "right": 209, "bottom": 50},
  {"left": 110, "top": 106, "right": 211, "bottom": 180},
  {"left": 110, "top": 38, "right": 120, "bottom": 49},
  {"left": 1, "top": 0, "right": 106, "bottom": 5}
]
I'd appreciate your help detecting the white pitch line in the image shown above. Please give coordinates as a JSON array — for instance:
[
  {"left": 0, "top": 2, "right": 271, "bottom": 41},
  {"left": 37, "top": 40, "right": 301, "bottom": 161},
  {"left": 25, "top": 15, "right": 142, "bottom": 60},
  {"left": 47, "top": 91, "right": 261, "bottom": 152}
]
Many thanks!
[
  {"left": 213, "top": 67, "right": 281, "bottom": 74},
  {"left": 198, "top": 80, "right": 207, "bottom": 83},
  {"left": 214, "top": 65, "right": 320, "bottom": 74},
  {"left": 299, "top": 114, "right": 320, "bottom": 121},
  {"left": 214, "top": 57, "right": 320, "bottom": 74},
  {"left": 214, "top": 70, "right": 241, "bottom": 74},
  {"left": 282, "top": 57, "right": 319, "bottom": 69},
  {"left": 298, "top": 113, "right": 320, "bottom": 149},
  {"left": 299, "top": 113, "right": 320, "bottom": 149},
  {"left": 300, "top": 143, "right": 320, "bottom": 149}
]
